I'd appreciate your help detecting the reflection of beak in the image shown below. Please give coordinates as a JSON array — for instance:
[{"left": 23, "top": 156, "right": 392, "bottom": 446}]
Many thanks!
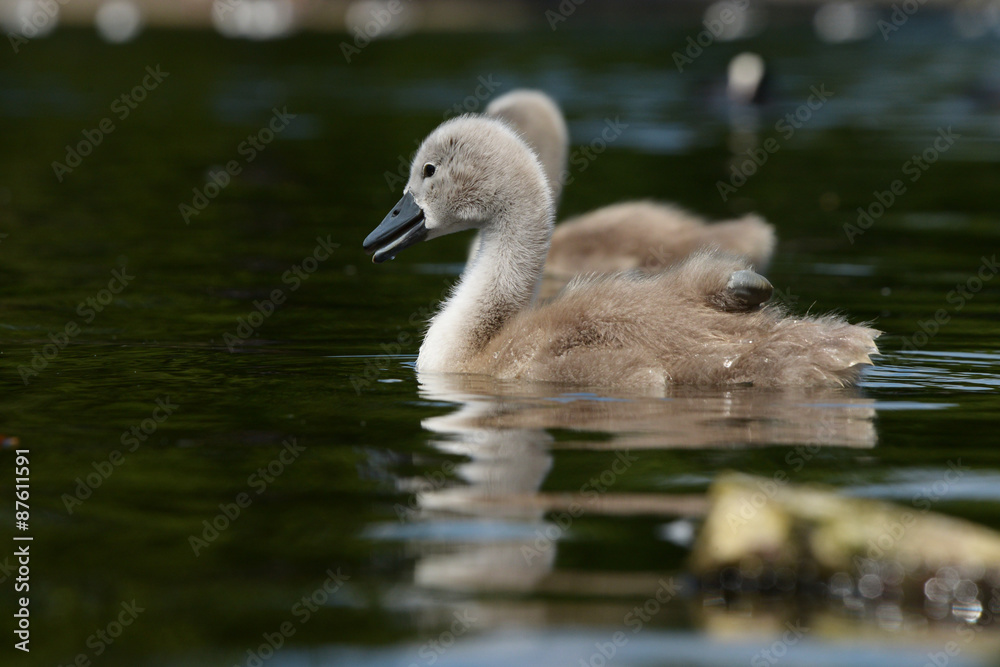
[{"left": 363, "top": 191, "right": 427, "bottom": 263}]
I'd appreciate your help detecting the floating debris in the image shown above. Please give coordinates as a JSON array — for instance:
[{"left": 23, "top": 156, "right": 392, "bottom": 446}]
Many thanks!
[{"left": 691, "top": 473, "right": 1000, "bottom": 622}]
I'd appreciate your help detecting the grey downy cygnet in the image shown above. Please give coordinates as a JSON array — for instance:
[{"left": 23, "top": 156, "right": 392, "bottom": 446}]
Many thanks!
[{"left": 364, "top": 115, "right": 878, "bottom": 389}]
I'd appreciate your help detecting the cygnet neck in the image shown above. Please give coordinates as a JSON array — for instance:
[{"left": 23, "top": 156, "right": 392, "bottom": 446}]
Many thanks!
[{"left": 418, "top": 189, "right": 553, "bottom": 372}]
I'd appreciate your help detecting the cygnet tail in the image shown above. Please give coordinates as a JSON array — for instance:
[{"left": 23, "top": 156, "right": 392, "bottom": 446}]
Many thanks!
[
  {"left": 829, "top": 324, "right": 881, "bottom": 385},
  {"left": 768, "top": 315, "right": 881, "bottom": 387}
]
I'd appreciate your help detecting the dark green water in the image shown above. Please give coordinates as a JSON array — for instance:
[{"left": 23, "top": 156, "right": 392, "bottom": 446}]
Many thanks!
[{"left": 2, "top": 20, "right": 1000, "bottom": 667}]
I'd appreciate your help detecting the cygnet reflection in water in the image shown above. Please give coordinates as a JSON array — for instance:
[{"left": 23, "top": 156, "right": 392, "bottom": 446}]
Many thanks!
[
  {"left": 388, "top": 371, "right": 875, "bottom": 598},
  {"left": 418, "top": 371, "right": 878, "bottom": 452}
]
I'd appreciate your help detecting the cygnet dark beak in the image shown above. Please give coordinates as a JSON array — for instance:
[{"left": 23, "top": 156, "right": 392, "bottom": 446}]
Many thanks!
[{"left": 363, "top": 191, "right": 428, "bottom": 263}]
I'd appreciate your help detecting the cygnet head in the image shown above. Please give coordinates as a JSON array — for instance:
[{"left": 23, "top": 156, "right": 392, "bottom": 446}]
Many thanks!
[
  {"left": 486, "top": 89, "right": 568, "bottom": 203},
  {"left": 364, "top": 115, "right": 554, "bottom": 263}
]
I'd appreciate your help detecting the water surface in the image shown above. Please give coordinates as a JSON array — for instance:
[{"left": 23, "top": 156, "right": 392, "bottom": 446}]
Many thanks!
[{"left": 1, "top": 21, "right": 1000, "bottom": 667}]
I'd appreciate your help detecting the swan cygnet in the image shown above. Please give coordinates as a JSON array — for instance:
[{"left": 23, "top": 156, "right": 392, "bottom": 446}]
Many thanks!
[
  {"left": 363, "top": 116, "right": 879, "bottom": 389},
  {"left": 546, "top": 201, "right": 775, "bottom": 278},
  {"left": 485, "top": 89, "right": 569, "bottom": 204},
  {"left": 466, "top": 89, "right": 570, "bottom": 262},
  {"left": 484, "top": 89, "right": 776, "bottom": 275}
]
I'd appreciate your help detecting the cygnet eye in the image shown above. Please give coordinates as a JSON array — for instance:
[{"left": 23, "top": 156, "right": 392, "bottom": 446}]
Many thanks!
[{"left": 422, "top": 163, "right": 436, "bottom": 178}]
